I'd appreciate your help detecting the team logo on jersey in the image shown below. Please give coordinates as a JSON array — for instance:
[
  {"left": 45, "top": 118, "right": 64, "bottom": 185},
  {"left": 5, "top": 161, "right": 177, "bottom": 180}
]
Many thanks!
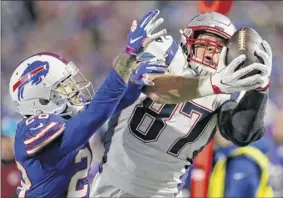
[{"left": 13, "top": 60, "right": 50, "bottom": 100}]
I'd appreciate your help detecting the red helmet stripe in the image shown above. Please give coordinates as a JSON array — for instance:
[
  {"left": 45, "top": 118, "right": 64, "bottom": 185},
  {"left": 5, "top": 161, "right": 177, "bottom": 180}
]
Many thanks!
[{"left": 13, "top": 65, "right": 45, "bottom": 92}]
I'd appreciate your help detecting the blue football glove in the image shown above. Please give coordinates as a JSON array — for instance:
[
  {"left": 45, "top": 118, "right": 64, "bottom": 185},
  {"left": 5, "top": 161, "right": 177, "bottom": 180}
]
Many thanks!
[
  {"left": 130, "top": 60, "right": 168, "bottom": 86},
  {"left": 125, "top": 9, "right": 167, "bottom": 56}
]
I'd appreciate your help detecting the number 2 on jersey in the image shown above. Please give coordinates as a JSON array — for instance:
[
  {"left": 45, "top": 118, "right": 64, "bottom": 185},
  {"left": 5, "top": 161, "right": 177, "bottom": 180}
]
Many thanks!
[
  {"left": 16, "top": 161, "right": 32, "bottom": 198},
  {"left": 68, "top": 147, "right": 92, "bottom": 197},
  {"left": 16, "top": 148, "right": 91, "bottom": 198},
  {"left": 129, "top": 98, "right": 212, "bottom": 157}
]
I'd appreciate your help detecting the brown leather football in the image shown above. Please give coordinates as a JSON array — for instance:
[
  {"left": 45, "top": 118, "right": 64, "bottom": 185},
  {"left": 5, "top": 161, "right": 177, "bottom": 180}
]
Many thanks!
[{"left": 225, "top": 27, "right": 265, "bottom": 78}]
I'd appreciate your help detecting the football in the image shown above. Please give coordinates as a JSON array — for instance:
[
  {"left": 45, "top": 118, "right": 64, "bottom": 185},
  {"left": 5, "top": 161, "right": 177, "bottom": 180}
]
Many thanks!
[{"left": 225, "top": 27, "right": 266, "bottom": 78}]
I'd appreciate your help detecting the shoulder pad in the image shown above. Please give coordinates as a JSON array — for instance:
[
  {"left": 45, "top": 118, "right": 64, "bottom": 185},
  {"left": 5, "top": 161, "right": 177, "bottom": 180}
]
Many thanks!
[{"left": 22, "top": 114, "right": 66, "bottom": 156}]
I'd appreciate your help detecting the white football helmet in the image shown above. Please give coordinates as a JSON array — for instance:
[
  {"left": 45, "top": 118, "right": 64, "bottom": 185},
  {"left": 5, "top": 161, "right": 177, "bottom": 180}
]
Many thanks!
[
  {"left": 180, "top": 12, "right": 236, "bottom": 76},
  {"left": 9, "top": 52, "right": 95, "bottom": 117}
]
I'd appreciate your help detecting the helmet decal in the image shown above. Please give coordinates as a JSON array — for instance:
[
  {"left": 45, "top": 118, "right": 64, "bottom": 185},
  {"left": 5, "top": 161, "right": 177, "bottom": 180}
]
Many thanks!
[{"left": 13, "top": 60, "right": 50, "bottom": 100}]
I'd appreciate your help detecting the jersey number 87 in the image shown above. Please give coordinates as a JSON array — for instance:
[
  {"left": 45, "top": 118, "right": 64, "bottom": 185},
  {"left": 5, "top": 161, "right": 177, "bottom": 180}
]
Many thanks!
[{"left": 129, "top": 98, "right": 212, "bottom": 157}]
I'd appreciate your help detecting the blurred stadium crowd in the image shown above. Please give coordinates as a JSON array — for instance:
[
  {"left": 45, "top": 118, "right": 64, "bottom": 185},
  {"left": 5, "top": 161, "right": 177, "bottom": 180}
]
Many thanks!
[{"left": 2, "top": 1, "right": 283, "bottom": 197}]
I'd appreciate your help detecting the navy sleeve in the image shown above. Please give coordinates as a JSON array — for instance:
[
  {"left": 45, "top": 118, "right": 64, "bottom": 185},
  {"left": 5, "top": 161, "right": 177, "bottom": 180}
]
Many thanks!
[
  {"left": 113, "top": 82, "right": 142, "bottom": 115},
  {"left": 225, "top": 157, "right": 260, "bottom": 198},
  {"left": 59, "top": 69, "right": 127, "bottom": 154}
]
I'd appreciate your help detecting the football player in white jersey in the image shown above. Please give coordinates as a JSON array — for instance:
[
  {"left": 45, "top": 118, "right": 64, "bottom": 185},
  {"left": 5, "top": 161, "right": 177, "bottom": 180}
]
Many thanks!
[{"left": 91, "top": 12, "right": 272, "bottom": 197}]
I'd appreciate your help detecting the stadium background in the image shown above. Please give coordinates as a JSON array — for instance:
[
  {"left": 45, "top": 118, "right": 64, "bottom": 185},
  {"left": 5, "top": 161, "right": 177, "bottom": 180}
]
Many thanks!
[{"left": 1, "top": 1, "right": 283, "bottom": 197}]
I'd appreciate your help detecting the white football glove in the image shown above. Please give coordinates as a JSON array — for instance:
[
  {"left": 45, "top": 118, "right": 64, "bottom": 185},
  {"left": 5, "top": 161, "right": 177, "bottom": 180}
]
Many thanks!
[
  {"left": 198, "top": 46, "right": 269, "bottom": 96},
  {"left": 255, "top": 40, "right": 272, "bottom": 91}
]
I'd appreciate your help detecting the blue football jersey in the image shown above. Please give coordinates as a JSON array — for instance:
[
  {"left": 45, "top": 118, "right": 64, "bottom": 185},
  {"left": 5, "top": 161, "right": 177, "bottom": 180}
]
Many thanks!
[
  {"left": 13, "top": 69, "right": 142, "bottom": 198},
  {"left": 15, "top": 114, "right": 93, "bottom": 198}
]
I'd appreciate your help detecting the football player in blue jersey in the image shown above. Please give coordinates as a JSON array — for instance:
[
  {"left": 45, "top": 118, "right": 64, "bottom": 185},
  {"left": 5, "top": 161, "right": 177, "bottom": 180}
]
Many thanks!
[{"left": 8, "top": 10, "right": 167, "bottom": 198}]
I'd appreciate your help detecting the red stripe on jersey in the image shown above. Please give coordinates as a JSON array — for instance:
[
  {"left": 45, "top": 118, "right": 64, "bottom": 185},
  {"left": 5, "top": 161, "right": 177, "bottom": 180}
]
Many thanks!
[
  {"left": 26, "top": 124, "right": 65, "bottom": 155},
  {"left": 24, "top": 122, "right": 58, "bottom": 145}
]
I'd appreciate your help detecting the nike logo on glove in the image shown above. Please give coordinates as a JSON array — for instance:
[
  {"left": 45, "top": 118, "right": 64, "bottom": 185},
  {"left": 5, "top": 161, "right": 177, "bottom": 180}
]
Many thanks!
[
  {"left": 130, "top": 36, "right": 143, "bottom": 44},
  {"left": 220, "top": 80, "right": 232, "bottom": 86}
]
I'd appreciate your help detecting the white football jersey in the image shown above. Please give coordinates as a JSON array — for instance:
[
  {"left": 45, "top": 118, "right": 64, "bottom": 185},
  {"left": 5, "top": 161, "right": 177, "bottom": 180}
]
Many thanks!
[{"left": 92, "top": 36, "right": 242, "bottom": 197}]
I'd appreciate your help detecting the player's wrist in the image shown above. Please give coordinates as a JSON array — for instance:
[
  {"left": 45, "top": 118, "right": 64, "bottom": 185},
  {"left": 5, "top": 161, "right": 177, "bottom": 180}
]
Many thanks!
[
  {"left": 256, "top": 80, "right": 270, "bottom": 93},
  {"left": 113, "top": 53, "right": 137, "bottom": 83},
  {"left": 119, "top": 52, "right": 136, "bottom": 63},
  {"left": 125, "top": 45, "right": 138, "bottom": 57},
  {"left": 198, "top": 76, "right": 219, "bottom": 96}
]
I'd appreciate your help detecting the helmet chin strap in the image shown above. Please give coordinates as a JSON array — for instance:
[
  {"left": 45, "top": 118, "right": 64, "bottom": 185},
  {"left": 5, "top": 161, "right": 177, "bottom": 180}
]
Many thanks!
[{"left": 24, "top": 101, "right": 85, "bottom": 118}]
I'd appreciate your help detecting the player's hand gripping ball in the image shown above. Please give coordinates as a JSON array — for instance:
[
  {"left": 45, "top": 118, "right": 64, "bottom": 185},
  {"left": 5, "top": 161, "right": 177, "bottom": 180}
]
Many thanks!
[
  {"left": 226, "top": 27, "right": 266, "bottom": 77},
  {"left": 225, "top": 27, "right": 272, "bottom": 90}
]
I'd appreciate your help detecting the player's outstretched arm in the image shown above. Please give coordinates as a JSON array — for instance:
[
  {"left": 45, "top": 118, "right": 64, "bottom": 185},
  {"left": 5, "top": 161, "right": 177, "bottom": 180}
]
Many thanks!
[
  {"left": 59, "top": 10, "right": 167, "bottom": 153},
  {"left": 217, "top": 41, "right": 272, "bottom": 146},
  {"left": 58, "top": 54, "right": 131, "bottom": 154},
  {"left": 143, "top": 73, "right": 200, "bottom": 104},
  {"left": 144, "top": 47, "right": 268, "bottom": 104}
]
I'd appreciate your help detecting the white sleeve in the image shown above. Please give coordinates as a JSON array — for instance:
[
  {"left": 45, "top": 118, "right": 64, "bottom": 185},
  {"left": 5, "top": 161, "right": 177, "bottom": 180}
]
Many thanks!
[{"left": 168, "top": 47, "right": 192, "bottom": 76}]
